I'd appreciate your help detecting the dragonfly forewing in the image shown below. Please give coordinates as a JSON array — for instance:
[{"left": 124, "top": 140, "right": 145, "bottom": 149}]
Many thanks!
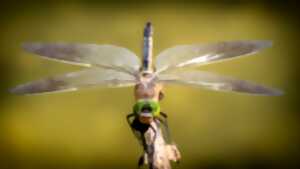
[
  {"left": 158, "top": 70, "right": 283, "bottom": 96},
  {"left": 10, "top": 68, "right": 137, "bottom": 95},
  {"left": 22, "top": 43, "right": 141, "bottom": 74},
  {"left": 155, "top": 41, "right": 272, "bottom": 73}
]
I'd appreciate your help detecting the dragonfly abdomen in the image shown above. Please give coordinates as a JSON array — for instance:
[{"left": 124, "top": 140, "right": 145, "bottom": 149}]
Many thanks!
[{"left": 142, "top": 22, "right": 153, "bottom": 72}]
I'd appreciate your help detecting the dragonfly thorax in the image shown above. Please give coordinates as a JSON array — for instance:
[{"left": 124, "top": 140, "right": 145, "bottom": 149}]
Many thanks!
[
  {"left": 135, "top": 72, "right": 162, "bottom": 101},
  {"left": 138, "top": 71, "right": 156, "bottom": 86}
]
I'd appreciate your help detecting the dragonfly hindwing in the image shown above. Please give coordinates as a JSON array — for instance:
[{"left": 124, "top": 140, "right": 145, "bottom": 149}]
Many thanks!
[
  {"left": 157, "top": 70, "right": 282, "bottom": 96},
  {"left": 155, "top": 40, "right": 272, "bottom": 73},
  {"left": 10, "top": 68, "right": 137, "bottom": 95}
]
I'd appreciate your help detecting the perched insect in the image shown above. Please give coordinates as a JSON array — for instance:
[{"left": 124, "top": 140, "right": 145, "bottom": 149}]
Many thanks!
[{"left": 10, "top": 22, "right": 282, "bottom": 169}]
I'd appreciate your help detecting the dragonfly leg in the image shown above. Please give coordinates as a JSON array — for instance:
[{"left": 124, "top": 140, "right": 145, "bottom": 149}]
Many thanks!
[
  {"left": 127, "top": 114, "right": 152, "bottom": 168},
  {"left": 160, "top": 111, "right": 167, "bottom": 118},
  {"left": 127, "top": 113, "right": 147, "bottom": 147},
  {"left": 126, "top": 113, "right": 135, "bottom": 126},
  {"left": 137, "top": 154, "right": 144, "bottom": 168},
  {"left": 158, "top": 112, "right": 172, "bottom": 143},
  {"left": 137, "top": 153, "right": 148, "bottom": 168}
]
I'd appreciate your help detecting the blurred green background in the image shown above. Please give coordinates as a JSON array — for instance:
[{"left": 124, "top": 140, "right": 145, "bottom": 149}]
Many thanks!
[{"left": 1, "top": 1, "right": 299, "bottom": 169}]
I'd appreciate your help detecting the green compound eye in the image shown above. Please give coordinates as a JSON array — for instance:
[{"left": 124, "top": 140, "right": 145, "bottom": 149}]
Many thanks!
[{"left": 133, "top": 99, "right": 160, "bottom": 117}]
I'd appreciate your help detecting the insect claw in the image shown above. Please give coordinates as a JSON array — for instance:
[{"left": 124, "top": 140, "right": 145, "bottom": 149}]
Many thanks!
[
  {"left": 138, "top": 156, "right": 144, "bottom": 168},
  {"left": 137, "top": 153, "right": 148, "bottom": 168}
]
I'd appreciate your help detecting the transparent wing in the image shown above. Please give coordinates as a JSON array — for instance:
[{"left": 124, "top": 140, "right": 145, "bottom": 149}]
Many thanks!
[
  {"left": 155, "top": 41, "right": 272, "bottom": 73},
  {"left": 10, "top": 68, "right": 137, "bottom": 95},
  {"left": 23, "top": 43, "right": 141, "bottom": 74},
  {"left": 158, "top": 70, "right": 283, "bottom": 96}
]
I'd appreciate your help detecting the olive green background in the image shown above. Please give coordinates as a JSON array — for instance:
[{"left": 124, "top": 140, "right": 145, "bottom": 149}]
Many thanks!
[{"left": 0, "top": 1, "right": 299, "bottom": 169}]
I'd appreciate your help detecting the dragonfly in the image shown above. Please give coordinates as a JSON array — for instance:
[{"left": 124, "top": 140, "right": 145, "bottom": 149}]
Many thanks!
[{"left": 10, "top": 22, "right": 282, "bottom": 169}]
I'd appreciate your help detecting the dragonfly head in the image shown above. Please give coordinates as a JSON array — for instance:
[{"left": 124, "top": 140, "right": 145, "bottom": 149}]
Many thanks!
[{"left": 133, "top": 100, "right": 160, "bottom": 123}]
